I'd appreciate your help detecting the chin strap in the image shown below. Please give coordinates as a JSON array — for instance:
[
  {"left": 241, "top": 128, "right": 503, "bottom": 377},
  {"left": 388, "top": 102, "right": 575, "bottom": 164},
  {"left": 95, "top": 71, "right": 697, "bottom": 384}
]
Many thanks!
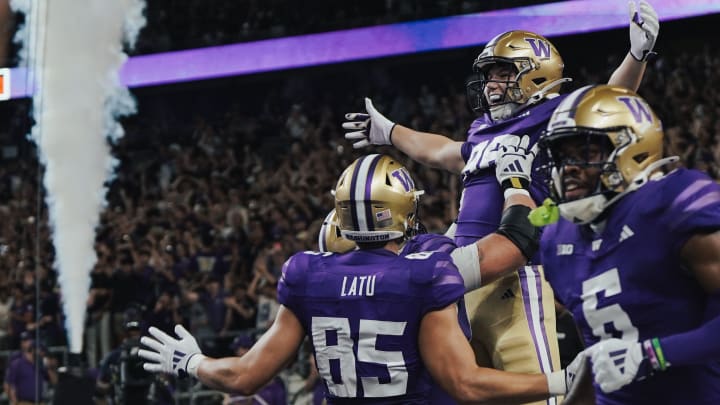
[
  {"left": 603, "top": 156, "right": 681, "bottom": 207},
  {"left": 625, "top": 156, "right": 679, "bottom": 192},
  {"left": 489, "top": 77, "right": 573, "bottom": 121},
  {"left": 527, "top": 77, "right": 573, "bottom": 105}
]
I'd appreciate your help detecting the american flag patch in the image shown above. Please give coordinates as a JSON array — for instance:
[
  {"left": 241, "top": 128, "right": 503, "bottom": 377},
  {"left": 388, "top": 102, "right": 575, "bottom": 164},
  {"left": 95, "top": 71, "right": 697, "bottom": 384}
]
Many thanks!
[{"left": 376, "top": 209, "right": 392, "bottom": 222}]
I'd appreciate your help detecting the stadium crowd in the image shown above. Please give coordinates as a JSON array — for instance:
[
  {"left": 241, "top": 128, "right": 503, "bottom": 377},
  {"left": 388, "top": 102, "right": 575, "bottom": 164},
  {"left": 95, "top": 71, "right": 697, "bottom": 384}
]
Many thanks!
[
  {"left": 0, "top": 22, "right": 718, "bottom": 404},
  {"left": 132, "top": 0, "right": 569, "bottom": 54}
]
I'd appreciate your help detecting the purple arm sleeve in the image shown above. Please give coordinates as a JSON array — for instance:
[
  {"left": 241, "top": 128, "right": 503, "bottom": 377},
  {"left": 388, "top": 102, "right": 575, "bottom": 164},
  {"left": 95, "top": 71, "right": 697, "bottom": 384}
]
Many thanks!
[{"left": 660, "top": 291, "right": 720, "bottom": 366}]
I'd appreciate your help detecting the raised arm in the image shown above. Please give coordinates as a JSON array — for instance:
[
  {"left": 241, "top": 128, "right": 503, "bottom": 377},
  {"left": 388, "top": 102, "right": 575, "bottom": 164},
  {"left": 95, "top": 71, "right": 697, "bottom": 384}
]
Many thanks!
[
  {"left": 607, "top": 0, "right": 659, "bottom": 91},
  {"left": 450, "top": 135, "right": 540, "bottom": 291},
  {"left": 343, "top": 98, "right": 466, "bottom": 174}
]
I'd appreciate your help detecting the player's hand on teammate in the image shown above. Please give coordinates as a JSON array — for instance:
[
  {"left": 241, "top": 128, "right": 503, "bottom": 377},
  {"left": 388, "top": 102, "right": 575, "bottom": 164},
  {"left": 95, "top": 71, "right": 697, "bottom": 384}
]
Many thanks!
[
  {"left": 495, "top": 135, "right": 537, "bottom": 197},
  {"left": 343, "top": 98, "right": 396, "bottom": 148},
  {"left": 547, "top": 350, "right": 589, "bottom": 397},
  {"left": 629, "top": 0, "right": 659, "bottom": 61},
  {"left": 561, "top": 351, "right": 594, "bottom": 404},
  {"left": 139, "top": 324, "right": 205, "bottom": 378}
]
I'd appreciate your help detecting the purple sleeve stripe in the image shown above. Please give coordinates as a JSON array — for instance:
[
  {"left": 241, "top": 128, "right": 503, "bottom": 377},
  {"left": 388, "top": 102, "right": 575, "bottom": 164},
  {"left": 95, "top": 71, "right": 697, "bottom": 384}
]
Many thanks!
[
  {"left": 684, "top": 190, "right": 720, "bottom": 213},
  {"left": 670, "top": 178, "right": 714, "bottom": 211},
  {"left": 422, "top": 240, "right": 453, "bottom": 253},
  {"left": 434, "top": 259, "right": 455, "bottom": 270}
]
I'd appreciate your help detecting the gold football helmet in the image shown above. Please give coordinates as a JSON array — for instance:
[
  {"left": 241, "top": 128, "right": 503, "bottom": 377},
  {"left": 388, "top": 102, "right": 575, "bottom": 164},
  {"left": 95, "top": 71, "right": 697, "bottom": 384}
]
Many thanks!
[
  {"left": 334, "top": 154, "right": 423, "bottom": 243},
  {"left": 467, "top": 30, "right": 569, "bottom": 121},
  {"left": 318, "top": 209, "right": 356, "bottom": 253},
  {"left": 541, "top": 84, "right": 672, "bottom": 224}
]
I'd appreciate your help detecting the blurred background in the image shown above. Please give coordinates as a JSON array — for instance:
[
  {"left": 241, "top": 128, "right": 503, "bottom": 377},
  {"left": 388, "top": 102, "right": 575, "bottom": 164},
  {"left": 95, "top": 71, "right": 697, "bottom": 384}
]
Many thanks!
[{"left": 0, "top": 0, "right": 717, "bottom": 403}]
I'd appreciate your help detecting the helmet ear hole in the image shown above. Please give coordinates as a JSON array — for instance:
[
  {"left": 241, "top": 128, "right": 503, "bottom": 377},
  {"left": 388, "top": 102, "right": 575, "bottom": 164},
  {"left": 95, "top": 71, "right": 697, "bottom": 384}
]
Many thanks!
[
  {"left": 532, "top": 77, "right": 546, "bottom": 85},
  {"left": 633, "top": 152, "right": 649, "bottom": 164},
  {"left": 385, "top": 174, "right": 392, "bottom": 186}
]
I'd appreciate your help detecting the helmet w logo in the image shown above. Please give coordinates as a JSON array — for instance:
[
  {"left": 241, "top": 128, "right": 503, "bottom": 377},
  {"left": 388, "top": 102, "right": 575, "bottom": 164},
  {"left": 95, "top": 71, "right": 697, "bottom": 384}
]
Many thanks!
[
  {"left": 525, "top": 38, "right": 551, "bottom": 58},
  {"left": 617, "top": 96, "right": 653, "bottom": 124},
  {"left": 391, "top": 168, "right": 415, "bottom": 192}
]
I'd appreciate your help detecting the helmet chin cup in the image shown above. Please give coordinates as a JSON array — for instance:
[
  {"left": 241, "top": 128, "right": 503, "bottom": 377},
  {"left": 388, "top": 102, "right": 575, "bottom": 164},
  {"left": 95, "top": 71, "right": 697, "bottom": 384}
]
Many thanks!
[
  {"left": 489, "top": 103, "right": 520, "bottom": 121},
  {"left": 558, "top": 194, "right": 608, "bottom": 224}
]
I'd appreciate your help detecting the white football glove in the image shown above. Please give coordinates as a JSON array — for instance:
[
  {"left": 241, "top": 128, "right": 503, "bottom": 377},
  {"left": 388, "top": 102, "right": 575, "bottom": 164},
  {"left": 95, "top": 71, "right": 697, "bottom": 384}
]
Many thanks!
[
  {"left": 343, "top": 97, "right": 396, "bottom": 148},
  {"left": 588, "top": 338, "right": 655, "bottom": 393},
  {"left": 629, "top": 0, "right": 659, "bottom": 61},
  {"left": 139, "top": 324, "right": 206, "bottom": 378},
  {"left": 546, "top": 349, "right": 588, "bottom": 396},
  {"left": 494, "top": 135, "right": 537, "bottom": 198}
]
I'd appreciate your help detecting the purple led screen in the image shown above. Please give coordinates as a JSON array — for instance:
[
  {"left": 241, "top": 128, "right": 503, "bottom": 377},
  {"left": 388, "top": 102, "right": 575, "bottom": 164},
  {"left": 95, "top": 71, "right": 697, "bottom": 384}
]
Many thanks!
[{"left": 9, "top": 0, "right": 720, "bottom": 99}]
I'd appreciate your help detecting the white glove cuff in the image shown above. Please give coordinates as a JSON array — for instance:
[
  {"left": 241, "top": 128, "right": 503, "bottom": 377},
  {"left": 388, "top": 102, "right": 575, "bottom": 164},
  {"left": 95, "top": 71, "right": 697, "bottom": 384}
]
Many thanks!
[
  {"left": 546, "top": 370, "right": 567, "bottom": 396},
  {"left": 186, "top": 353, "right": 207, "bottom": 378},
  {"left": 504, "top": 188, "right": 531, "bottom": 199}
]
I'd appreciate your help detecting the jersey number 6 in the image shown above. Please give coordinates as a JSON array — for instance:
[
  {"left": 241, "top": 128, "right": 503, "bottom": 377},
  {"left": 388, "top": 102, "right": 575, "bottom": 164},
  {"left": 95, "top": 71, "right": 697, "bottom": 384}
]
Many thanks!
[{"left": 581, "top": 268, "right": 639, "bottom": 341}]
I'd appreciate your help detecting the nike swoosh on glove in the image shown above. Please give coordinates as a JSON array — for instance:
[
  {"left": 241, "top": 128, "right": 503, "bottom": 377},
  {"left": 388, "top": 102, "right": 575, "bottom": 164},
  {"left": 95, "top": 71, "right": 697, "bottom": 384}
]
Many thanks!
[{"left": 343, "top": 98, "right": 396, "bottom": 148}]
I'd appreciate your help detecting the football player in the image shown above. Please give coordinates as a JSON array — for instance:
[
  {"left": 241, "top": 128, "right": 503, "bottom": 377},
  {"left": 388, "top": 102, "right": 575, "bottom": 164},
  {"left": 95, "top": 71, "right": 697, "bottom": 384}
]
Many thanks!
[
  {"left": 138, "top": 148, "right": 587, "bottom": 404},
  {"left": 538, "top": 84, "right": 720, "bottom": 404},
  {"left": 342, "top": 4, "right": 659, "bottom": 404}
]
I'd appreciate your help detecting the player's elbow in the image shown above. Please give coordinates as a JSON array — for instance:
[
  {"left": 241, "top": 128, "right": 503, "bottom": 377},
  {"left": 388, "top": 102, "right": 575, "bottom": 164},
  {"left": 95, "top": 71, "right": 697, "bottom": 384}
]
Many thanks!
[
  {"left": 475, "top": 234, "right": 528, "bottom": 286},
  {"left": 449, "top": 375, "right": 494, "bottom": 404},
  {"left": 225, "top": 379, "right": 260, "bottom": 397}
]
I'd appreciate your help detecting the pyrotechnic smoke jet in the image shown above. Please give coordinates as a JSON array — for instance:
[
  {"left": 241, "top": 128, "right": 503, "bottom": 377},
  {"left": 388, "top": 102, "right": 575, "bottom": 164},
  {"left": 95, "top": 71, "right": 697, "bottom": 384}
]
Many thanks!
[{"left": 11, "top": 0, "right": 145, "bottom": 354}]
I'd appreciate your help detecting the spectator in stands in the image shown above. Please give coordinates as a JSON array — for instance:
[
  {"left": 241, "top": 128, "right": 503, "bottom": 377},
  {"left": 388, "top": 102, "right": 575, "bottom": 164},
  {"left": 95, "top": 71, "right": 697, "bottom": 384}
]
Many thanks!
[
  {"left": 222, "top": 334, "right": 287, "bottom": 405},
  {"left": 5, "top": 331, "right": 57, "bottom": 405},
  {"left": 223, "top": 282, "right": 256, "bottom": 333}
]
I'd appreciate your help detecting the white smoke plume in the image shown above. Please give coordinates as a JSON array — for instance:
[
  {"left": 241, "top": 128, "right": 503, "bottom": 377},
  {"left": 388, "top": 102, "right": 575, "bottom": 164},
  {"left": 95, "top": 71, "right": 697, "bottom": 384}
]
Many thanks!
[{"left": 11, "top": 0, "right": 146, "bottom": 353}]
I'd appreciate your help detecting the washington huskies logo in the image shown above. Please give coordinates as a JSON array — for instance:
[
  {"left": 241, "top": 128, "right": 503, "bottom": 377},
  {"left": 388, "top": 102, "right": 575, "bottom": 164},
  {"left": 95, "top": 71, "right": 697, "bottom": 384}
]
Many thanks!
[
  {"left": 617, "top": 96, "right": 653, "bottom": 124},
  {"left": 525, "top": 38, "right": 551, "bottom": 58},
  {"left": 391, "top": 168, "right": 415, "bottom": 192}
]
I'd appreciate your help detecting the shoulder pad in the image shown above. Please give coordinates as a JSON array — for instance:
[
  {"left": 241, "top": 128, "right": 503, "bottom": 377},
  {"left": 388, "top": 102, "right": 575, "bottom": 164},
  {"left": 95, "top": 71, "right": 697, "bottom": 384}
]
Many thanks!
[
  {"left": 403, "top": 234, "right": 457, "bottom": 255},
  {"left": 407, "top": 251, "right": 458, "bottom": 286},
  {"left": 281, "top": 251, "right": 325, "bottom": 286}
]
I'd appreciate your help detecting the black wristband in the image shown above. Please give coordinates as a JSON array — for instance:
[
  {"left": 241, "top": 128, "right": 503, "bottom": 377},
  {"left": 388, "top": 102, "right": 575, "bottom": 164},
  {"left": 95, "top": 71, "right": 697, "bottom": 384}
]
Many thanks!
[
  {"left": 388, "top": 123, "right": 397, "bottom": 145},
  {"left": 500, "top": 177, "right": 530, "bottom": 192},
  {"left": 495, "top": 205, "right": 540, "bottom": 260}
]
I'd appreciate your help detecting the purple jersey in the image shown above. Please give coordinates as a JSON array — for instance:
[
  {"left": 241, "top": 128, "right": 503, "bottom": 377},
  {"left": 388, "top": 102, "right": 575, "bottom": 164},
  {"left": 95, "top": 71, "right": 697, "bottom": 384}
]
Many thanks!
[
  {"left": 400, "top": 233, "right": 456, "bottom": 256},
  {"left": 278, "top": 247, "right": 465, "bottom": 404},
  {"left": 5, "top": 355, "right": 49, "bottom": 402},
  {"left": 400, "top": 234, "right": 468, "bottom": 338},
  {"left": 456, "top": 96, "right": 567, "bottom": 246},
  {"left": 540, "top": 169, "right": 720, "bottom": 404},
  {"left": 402, "top": 233, "right": 468, "bottom": 405}
]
